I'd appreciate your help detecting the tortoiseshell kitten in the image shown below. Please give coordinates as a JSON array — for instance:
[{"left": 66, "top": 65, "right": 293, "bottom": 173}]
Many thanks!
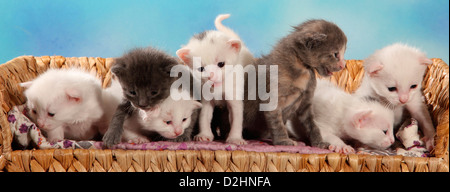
[
  {"left": 102, "top": 47, "right": 183, "bottom": 148},
  {"left": 244, "top": 19, "right": 347, "bottom": 147}
]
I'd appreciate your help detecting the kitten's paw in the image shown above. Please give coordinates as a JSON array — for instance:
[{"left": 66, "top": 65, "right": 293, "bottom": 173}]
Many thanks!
[
  {"left": 128, "top": 137, "right": 150, "bottom": 144},
  {"left": 226, "top": 137, "right": 248, "bottom": 145},
  {"left": 194, "top": 133, "right": 214, "bottom": 142},
  {"left": 272, "top": 138, "right": 297, "bottom": 146},
  {"left": 102, "top": 130, "right": 122, "bottom": 148},
  {"left": 329, "top": 145, "right": 355, "bottom": 154},
  {"left": 312, "top": 141, "right": 330, "bottom": 149}
]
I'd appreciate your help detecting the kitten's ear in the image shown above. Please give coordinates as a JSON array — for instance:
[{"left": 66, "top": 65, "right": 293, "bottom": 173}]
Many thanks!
[
  {"left": 176, "top": 48, "right": 192, "bottom": 66},
  {"left": 227, "top": 39, "right": 242, "bottom": 53},
  {"left": 367, "top": 61, "right": 384, "bottom": 77},
  {"left": 419, "top": 57, "right": 433, "bottom": 66},
  {"left": 65, "top": 88, "right": 82, "bottom": 103},
  {"left": 111, "top": 62, "right": 125, "bottom": 77},
  {"left": 297, "top": 32, "right": 327, "bottom": 49},
  {"left": 20, "top": 81, "right": 33, "bottom": 89},
  {"left": 352, "top": 110, "right": 372, "bottom": 129},
  {"left": 192, "top": 101, "right": 202, "bottom": 110}
]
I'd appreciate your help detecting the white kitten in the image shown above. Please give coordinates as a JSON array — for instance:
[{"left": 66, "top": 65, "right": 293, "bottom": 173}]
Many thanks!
[
  {"left": 355, "top": 43, "right": 435, "bottom": 150},
  {"left": 122, "top": 90, "right": 202, "bottom": 143},
  {"left": 21, "top": 68, "right": 107, "bottom": 142},
  {"left": 176, "top": 14, "right": 255, "bottom": 145},
  {"left": 289, "top": 79, "right": 395, "bottom": 154}
]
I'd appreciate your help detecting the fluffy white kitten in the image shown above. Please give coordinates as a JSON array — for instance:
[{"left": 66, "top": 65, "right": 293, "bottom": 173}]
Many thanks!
[
  {"left": 122, "top": 90, "right": 202, "bottom": 143},
  {"left": 355, "top": 43, "right": 435, "bottom": 150},
  {"left": 289, "top": 79, "right": 395, "bottom": 154},
  {"left": 21, "top": 68, "right": 111, "bottom": 142},
  {"left": 176, "top": 14, "right": 255, "bottom": 145}
]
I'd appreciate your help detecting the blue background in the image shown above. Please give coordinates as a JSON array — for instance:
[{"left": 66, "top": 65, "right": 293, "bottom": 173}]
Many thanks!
[{"left": 1, "top": 0, "right": 448, "bottom": 64}]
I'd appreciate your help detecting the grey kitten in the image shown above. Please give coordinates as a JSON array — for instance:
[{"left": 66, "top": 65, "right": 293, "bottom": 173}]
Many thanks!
[
  {"left": 244, "top": 19, "right": 347, "bottom": 147},
  {"left": 102, "top": 47, "right": 185, "bottom": 148}
]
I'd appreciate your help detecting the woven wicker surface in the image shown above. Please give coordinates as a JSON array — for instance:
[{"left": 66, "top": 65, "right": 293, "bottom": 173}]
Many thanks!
[{"left": 0, "top": 56, "right": 448, "bottom": 172}]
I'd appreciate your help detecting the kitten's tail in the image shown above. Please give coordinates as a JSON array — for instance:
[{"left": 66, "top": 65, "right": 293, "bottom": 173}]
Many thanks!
[{"left": 214, "top": 14, "right": 241, "bottom": 41}]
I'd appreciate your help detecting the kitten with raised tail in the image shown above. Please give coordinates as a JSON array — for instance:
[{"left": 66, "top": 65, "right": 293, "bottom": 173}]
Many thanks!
[
  {"left": 244, "top": 19, "right": 347, "bottom": 146},
  {"left": 122, "top": 89, "right": 202, "bottom": 143},
  {"left": 21, "top": 68, "right": 107, "bottom": 142},
  {"left": 176, "top": 14, "right": 255, "bottom": 145},
  {"left": 288, "top": 79, "right": 395, "bottom": 154},
  {"left": 102, "top": 47, "right": 181, "bottom": 148},
  {"left": 355, "top": 43, "right": 435, "bottom": 151}
]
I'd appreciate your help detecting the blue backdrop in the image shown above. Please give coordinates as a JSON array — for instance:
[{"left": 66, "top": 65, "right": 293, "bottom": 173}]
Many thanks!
[{"left": 1, "top": 0, "right": 448, "bottom": 64}]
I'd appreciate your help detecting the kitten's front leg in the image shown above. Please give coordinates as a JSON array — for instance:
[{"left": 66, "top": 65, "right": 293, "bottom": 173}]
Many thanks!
[
  {"left": 226, "top": 100, "right": 247, "bottom": 145},
  {"left": 321, "top": 131, "right": 354, "bottom": 154},
  {"left": 102, "top": 100, "right": 132, "bottom": 148},
  {"left": 264, "top": 109, "right": 297, "bottom": 146},
  {"left": 45, "top": 127, "right": 65, "bottom": 143},
  {"left": 194, "top": 100, "right": 215, "bottom": 142},
  {"left": 405, "top": 98, "right": 435, "bottom": 151}
]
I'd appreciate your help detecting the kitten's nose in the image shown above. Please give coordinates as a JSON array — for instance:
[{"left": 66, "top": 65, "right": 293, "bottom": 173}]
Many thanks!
[
  {"left": 338, "top": 59, "right": 346, "bottom": 70},
  {"left": 174, "top": 128, "right": 183, "bottom": 136}
]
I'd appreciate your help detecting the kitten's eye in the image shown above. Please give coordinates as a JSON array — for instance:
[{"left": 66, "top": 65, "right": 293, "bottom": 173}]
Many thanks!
[
  {"left": 129, "top": 90, "right": 137, "bottom": 96},
  {"left": 150, "top": 90, "right": 159, "bottom": 96},
  {"left": 387, "top": 87, "right": 397, "bottom": 92},
  {"left": 165, "top": 121, "right": 172, "bottom": 125},
  {"left": 32, "top": 109, "right": 37, "bottom": 114},
  {"left": 197, "top": 67, "right": 205, "bottom": 72},
  {"left": 383, "top": 130, "right": 388, "bottom": 135},
  {"left": 217, "top": 62, "right": 225, "bottom": 68},
  {"left": 48, "top": 112, "right": 55, "bottom": 117},
  {"left": 410, "top": 84, "right": 417, "bottom": 89},
  {"left": 182, "top": 118, "right": 187, "bottom": 122},
  {"left": 333, "top": 52, "right": 339, "bottom": 58}
]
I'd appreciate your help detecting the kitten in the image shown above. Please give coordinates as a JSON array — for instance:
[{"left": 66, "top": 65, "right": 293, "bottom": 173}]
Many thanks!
[
  {"left": 288, "top": 79, "right": 395, "bottom": 154},
  {"left": 21, "top": 68, "right": 105, "bottom": 142},
  {"left": 122, "top": 89, "right": 202, "bottom": 143},
  {"left": 355, "top": 43, "right": 435, "bottom": 150},
  {"left": 102, "top": 47, "right": 181, "bottom": 148},
  {"left": 176, "top": 14, "right": 255, "bottom": 145},
  {"left": 244, "top": 19, "right": 347, "bottom": 146}
]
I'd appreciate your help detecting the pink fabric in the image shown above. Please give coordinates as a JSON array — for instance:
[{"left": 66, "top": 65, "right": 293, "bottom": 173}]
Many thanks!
[{"left": 98, "top": 140, "right": 332, "bottom": 154}]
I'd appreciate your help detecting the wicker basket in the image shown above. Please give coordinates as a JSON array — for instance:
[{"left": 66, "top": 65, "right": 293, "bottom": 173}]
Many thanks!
[{"left": 0, "top": 56, "right": 448, "bottom": 172}]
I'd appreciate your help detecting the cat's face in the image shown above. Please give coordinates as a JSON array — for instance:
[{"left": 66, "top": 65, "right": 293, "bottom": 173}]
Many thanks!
[
  {"left": 112, "top": 48, "right": 179, "bottom": 110},
  {"left": 365, "top": 43, "right": 432, "bottom": 106},
  {"left": 291, "top": 19, "right": 347, "bottom": 76},
  {"left": 176, "top": 31, "right": 241, "bottom": 87},
  {"left": 309, "top": 45, "right": 346, "bottom": 76},
  {"left": 21, "top": 68, "right": 103, "bottom": 131},
  {"left": 346, "top": 108, "right": 395, "bottom": 150},
  {"left": 139, "top": 99, "right": 201, "bottom": 139},
  {"left": 24, "top": 84, "right": 102, "bottom": 131}
]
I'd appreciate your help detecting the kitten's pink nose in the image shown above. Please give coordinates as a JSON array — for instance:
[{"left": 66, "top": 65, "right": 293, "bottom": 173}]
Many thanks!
[
  {"left": 37, "top": 120, "right": 44, "bottom": 128},
  {"left": 399, "top": 96, "right": 409, "bottom": 104},
  {"left": 338, "top": 59, "right": 346, "bottom": 70},
  {"left": 174, "top": 128, "right": 182, "bottom": 136}
]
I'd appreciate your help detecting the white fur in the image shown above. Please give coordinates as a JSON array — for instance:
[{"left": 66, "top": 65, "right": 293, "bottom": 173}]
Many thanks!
[
  {"left": 355, "top": 43, "right": 435, "bottom": 150},
  {"left": 176, "top": 14, "right": 255, "bottom": 145},
  {"left": 21, "top": 68, "right": 112, "bottom": 142},
  {"left": 289, "top": 79, "right": 395, "bottom": 154},
  {"left": 122, "top": 89, "right": 202, "bottom": 143}
]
